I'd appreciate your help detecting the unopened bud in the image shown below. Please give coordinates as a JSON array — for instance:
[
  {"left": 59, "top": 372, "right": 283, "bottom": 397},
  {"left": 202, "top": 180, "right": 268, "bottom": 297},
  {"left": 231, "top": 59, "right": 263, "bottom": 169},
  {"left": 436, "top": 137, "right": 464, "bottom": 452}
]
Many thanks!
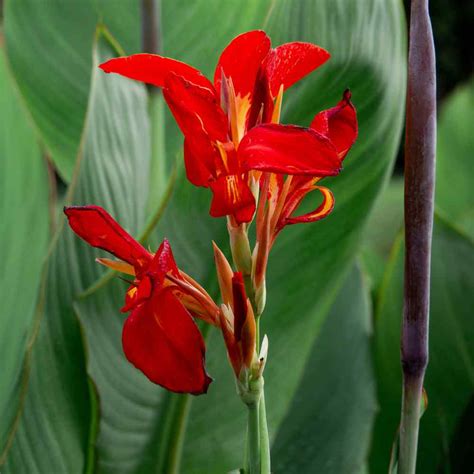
[
  {"left": 241, "top": 302, "right": 257, "bottom": 369},
  {"left": 254, "top": 280, "right": 266, "bottom": 316},
  {"left": 228, "top": 221, "right": 252, "bottom": 276},
  {"left": 212, "top": 241, "right": 234, "bottom": 306}
]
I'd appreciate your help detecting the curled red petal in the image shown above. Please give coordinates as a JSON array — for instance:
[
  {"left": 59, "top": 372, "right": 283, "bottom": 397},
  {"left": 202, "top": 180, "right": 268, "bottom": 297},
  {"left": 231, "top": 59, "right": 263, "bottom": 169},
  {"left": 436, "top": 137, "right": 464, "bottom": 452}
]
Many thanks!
[
  {"left": 64, "top": 206, "right": 151, "bottom": 270},
  {"left": 283, "top": 186, "right": 335, "bottom": 226},
  {"left": 209, "top": 174, "right": 256, "bottom": 223},
  {"left": 163, "top": 73, "right": 228, "bottom": 142},
  {"left": 99, "top": 54, "right": 214, "bottom": 91},
  {"left": 310, "top": 89, "right": 358, "bottom": 160},
  {"left": 122, "top": 287, "right": 212, "bottom": 395},
  {"left": 239, "top": 124, "right": 341, "bottom": 176},
  {"left": 264, "top": 42, "right": 330, "bottom": 98},
  {"left": 214, "top": 30, "right": 271, "bottom": 100}
]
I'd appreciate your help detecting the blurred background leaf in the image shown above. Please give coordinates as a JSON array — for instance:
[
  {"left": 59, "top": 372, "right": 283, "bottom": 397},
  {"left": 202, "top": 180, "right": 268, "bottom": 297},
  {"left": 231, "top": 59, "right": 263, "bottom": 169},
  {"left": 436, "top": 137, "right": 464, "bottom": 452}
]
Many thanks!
[
  {"left": 370, "top": 216, "right": 474, "bottom": 473},
  {"left": 0, "top": 47, "right": 49, "bottom": 453},
  {"left": 1, "top": 32, "right": 151, "bottom": 472},
  {"left": 361, "top": 177, "right": 404, "bottom": 295},
  {"left": 271, "top": 264, "right": 376, "bottom": 473},
  {"left": 435, "top": 78, "right": 474, "bottom": 238},
  {"left": 4, "top": 0, "right": 141, "bottom": 181}
]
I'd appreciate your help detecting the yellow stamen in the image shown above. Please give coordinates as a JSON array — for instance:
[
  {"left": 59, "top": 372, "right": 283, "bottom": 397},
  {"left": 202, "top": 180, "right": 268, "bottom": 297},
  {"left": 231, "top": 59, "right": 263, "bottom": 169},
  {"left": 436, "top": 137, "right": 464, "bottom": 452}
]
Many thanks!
[
  {"left": 271, "top": 84, "right": 284, "bottom": 124},
  {"left": 235, "top": 94, "right": 251, "bottom": 142},
  {"left": 96, "top": 258, "right": 135, "bottom": 275},
  {"left": 216, "top": 141, "right": 229, "bottom": 173},
  {"left": 226, "top": 76, "right": 251, "bottom": 146},
  {"left": 227, "top": 77, "right": 240, "bottom": 148},
  {"left": 127, "top": 286, "right": 137, "bottom": 299}
]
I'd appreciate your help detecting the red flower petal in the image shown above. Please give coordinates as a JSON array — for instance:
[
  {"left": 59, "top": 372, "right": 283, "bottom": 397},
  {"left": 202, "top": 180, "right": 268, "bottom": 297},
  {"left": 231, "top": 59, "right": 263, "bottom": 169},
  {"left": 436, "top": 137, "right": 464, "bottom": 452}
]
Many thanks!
[
  {"left": 239, "top": 124, "right": 341, "bottom": 176},
  {"left": 209, "top": 174, "right": 256, "bottom": 223},
  {"left": 121, "top": 277, "right": 152, "bottom": 313},
  {"left": 163, "top": 73, "right": 228, "bottom": 142},
  {"left": 64, "top": 206, "right": 151, "bottom": 270},
  {"left": 283, "top": 186, "right": 335, "bottom": 226},
  {"left": 147, "top": 239, "right": 180, "bottom": 283},
  {"left": 183, "top": 135, "right": 217, "bottom": 187},
  {"left": 214, "top": 30, "right": 271, "bottom": 100},
  {"left": 264, "top": 42, "right": 330, "bottom": 98},
  {"left": 310, "top": 90, "right": 358, "bottom": 160},
  {"left": 100, "top": 54, "right": 214, "bottom": 91},
  {"left": 122, "top": 287, "right": 212, "bottom": 394}
]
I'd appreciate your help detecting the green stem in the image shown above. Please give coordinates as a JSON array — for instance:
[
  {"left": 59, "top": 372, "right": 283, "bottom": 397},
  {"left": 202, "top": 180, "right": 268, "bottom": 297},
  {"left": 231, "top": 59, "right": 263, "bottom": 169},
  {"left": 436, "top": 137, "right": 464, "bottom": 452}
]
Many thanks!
[
  {"left": 246, "top": 401, "right": 261, "bottom": 474},
  {"left": 259, "top": 390, "right": 271, "bottom": 474},
  {"left": 398, "top": 376, "right": 423, "bottom": 474}
]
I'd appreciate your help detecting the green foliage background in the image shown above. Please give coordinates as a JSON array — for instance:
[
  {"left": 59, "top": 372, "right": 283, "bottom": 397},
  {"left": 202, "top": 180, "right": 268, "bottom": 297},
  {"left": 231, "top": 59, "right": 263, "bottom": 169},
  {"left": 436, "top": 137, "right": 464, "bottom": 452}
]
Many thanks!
[{"left": 0, "top": 0, "right": 472, "bottom": 472}]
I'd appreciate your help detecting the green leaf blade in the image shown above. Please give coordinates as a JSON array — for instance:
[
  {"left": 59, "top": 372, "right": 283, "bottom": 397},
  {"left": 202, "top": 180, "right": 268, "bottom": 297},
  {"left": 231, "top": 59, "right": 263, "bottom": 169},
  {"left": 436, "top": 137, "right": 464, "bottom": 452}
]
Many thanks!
[
  {"left": 370, "top": 217, "right": 474, "bottom": 473},
  {"left": 2, "top": 33, "right": 151, "bottom": 472},
  {"left": 4, "top": 0, "right": 141, "bottom": 181},
  {"left": 0, "top": 48, "right": 50, "bottom": 455}
]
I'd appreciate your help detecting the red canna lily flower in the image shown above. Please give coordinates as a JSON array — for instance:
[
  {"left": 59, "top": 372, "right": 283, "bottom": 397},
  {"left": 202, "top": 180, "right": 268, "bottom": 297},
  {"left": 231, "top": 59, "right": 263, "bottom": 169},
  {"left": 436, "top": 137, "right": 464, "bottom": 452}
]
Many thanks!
[
  {"left": 246, "top": 89, "right": 358, "bottom": 235},
  {"left": 249, "top": 90, "right": 358, "bottom": 301},
  {"left": 99, "top": 30, "right": 337, "bottom": 224},
  {"left": 64, "top": 205, "right": 218, "bottom": 395}
]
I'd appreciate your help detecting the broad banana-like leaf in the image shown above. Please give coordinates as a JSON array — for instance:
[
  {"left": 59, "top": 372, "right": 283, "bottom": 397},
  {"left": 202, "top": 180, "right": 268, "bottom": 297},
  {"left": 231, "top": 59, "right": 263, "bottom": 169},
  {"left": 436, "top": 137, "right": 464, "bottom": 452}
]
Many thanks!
[
  {"left": 1, "top": 32, "right": 150, "bottom": 472},
  {"left": 271, "top": 265, "right": 376, "bottom": 473},
  {"left": 4, "top": 0, "right": 141, "bottom": 181},
  {"left": 370, "top": 217, "right": 474, "bottom": 473},
  {"left": 0, "top": 48, "right": 49, "bottom": 455},
  {"left": 436, "top": 79, "right": 474, "bottom": 238}
]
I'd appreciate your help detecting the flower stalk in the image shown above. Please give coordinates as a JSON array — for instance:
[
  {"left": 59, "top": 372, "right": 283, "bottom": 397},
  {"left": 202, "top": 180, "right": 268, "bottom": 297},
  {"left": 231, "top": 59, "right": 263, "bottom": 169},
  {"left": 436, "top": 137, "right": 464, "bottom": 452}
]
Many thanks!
[
  {"left": 399, "top": 0, "right": 436, "bottom": 472},
  {"left": 141, "top": 0, "right": 161, "bottom": 62},
  {"left": 247, "top": 402, "right": 261, "bottom": 473},
  {"left": 238, "top": 375, "right": 270, "bottom": 474}
]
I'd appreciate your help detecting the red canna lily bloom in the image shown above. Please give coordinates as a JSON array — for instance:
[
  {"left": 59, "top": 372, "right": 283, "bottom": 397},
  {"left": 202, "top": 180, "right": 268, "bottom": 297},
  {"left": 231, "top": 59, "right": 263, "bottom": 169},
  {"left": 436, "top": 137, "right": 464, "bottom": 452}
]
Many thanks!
[
  {"left": 100, "top": 30, "right": 340, "bottom": 224},
  {"left": 250, "top": 90, "right": 358, "bottom": 296},
  {"left": 64, "top": 205, "right": 218, "bottom": 395}
]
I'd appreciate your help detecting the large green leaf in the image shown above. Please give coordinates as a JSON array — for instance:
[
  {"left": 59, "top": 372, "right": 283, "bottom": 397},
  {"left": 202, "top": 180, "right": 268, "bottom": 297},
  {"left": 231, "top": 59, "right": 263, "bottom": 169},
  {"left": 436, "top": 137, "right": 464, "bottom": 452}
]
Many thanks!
[
  {"left": 73, "top": 1, "right": 407, "bottom": 473},
  {"left": 360, "top": 177, "right": 404, "bottom": 295},
  {"left": 1, "top": 33, "right": 150, "bottom": 472},
  {"left": 435, "top": 78, "right": 474, "bottom": 238},
  {"left": 4, "top": 0, "right": 141, "bottom": 181},
  {"left": 0, "top": 49, "right": 49, "bottom": 452},
  {"left": 271, "top": 265, "right": 376, "bottom": 473},
  {"left": 370, "top": 216, "right": 474, "bottom": 473}
]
